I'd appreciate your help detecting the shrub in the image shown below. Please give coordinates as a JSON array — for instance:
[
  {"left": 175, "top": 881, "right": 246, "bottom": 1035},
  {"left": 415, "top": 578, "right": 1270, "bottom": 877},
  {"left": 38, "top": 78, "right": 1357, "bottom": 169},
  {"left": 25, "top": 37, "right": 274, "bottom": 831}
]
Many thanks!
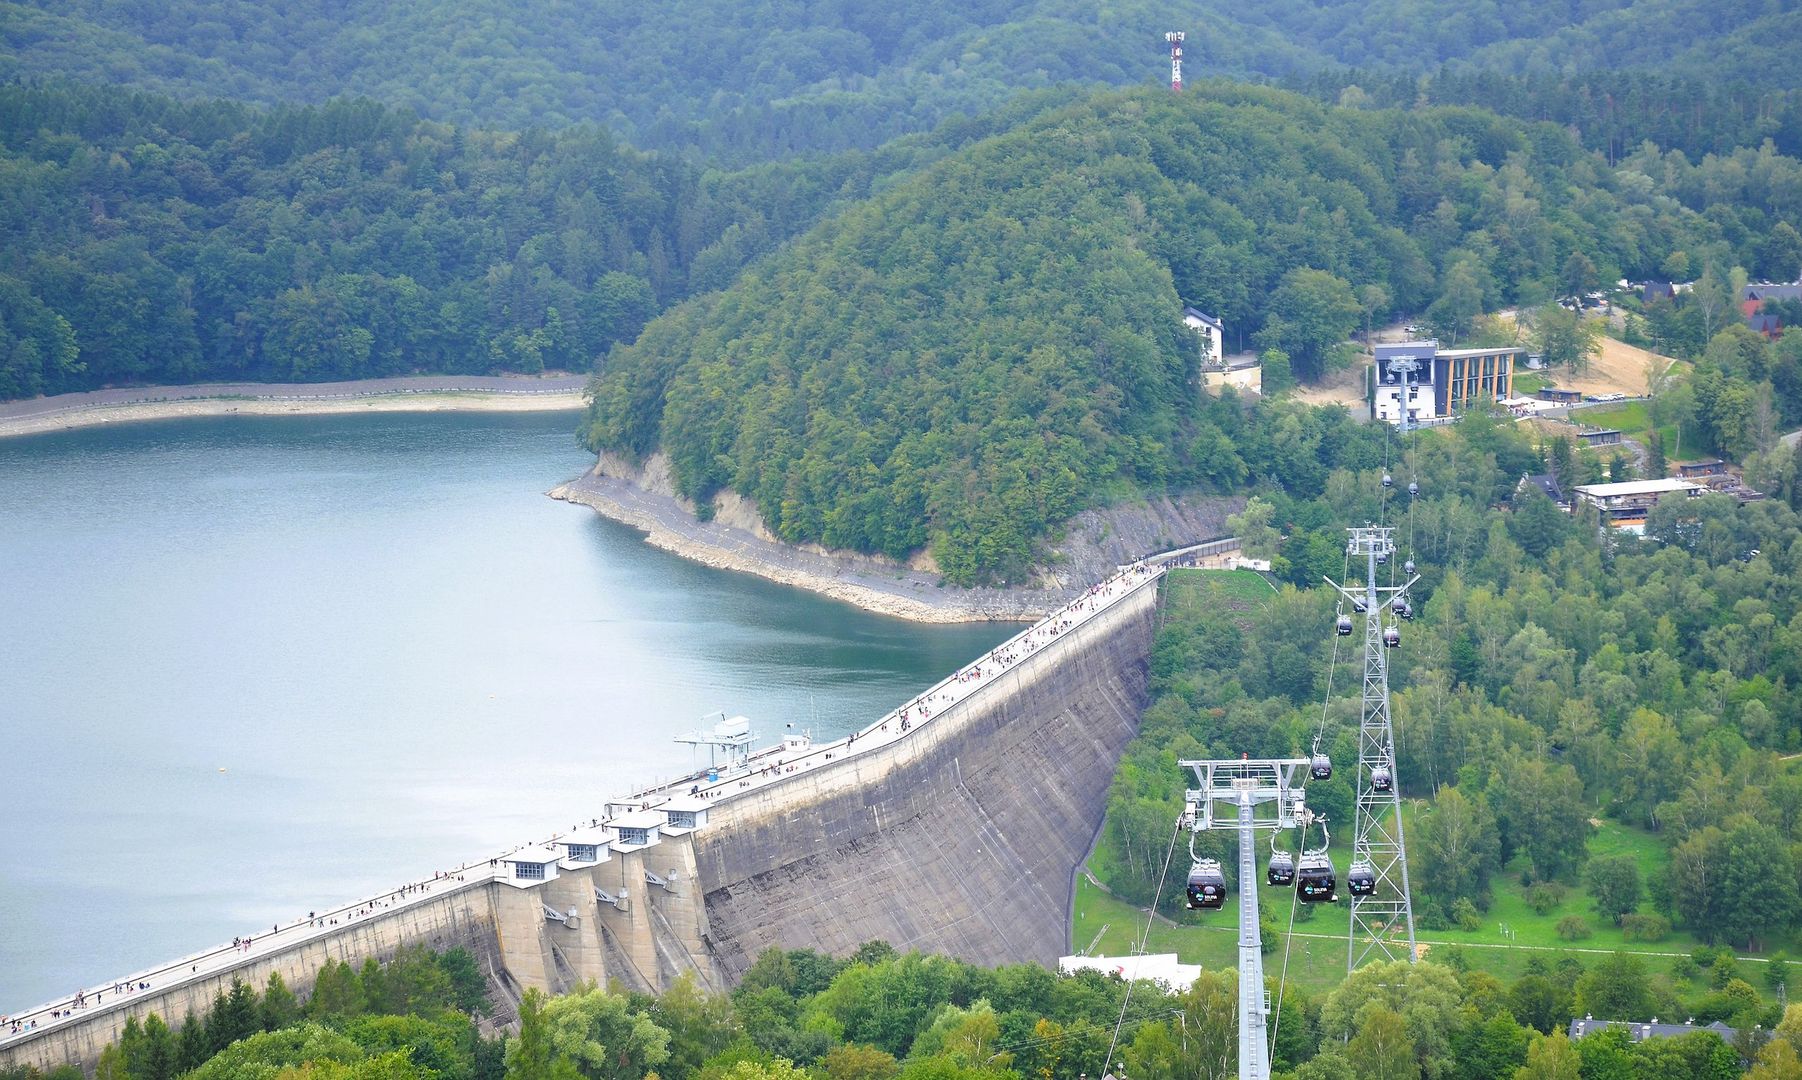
[
  {"left": 1671, "top": 956, "right": 1700, "bottom": 982},
  {"left": 1453, "top": 897, "right": 1483, "bottom": 932},
  {"left": 1525, "top": 882, "right": 1568, "bottom": 915},
  {"left": 1620, "top": 913, "right": 1671, "bottom": 942},
  {"left": 1556, "top": 916, "right": 1592, "bottom": 941}
]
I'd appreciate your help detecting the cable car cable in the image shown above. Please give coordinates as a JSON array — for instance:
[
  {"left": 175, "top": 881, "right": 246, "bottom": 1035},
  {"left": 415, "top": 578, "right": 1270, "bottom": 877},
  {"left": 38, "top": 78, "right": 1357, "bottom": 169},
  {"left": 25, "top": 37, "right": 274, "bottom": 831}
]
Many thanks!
[
  {"left": 1103, "top": 817, "right": 1184, "bottom": 1075},
  {"left": 1268, "top": 815, "right": 1309, "bottom": 1057}
]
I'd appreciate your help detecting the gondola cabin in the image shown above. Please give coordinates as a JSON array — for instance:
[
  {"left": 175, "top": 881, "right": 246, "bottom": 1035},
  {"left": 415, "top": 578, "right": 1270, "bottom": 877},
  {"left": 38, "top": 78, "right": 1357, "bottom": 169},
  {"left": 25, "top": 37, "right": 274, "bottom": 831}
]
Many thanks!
[
  {"left": 1267, "top": 850, "right": 1296, "bottom": 886},
  {"left": 1382, "top": 625, "right": 1401, "bottom": 648},
  {"left": 1394, "top": 598, "right": 1413, "bottom": 620},
  {"left": 1296, "top": 851, "right": 1337, "bottom": 903},
  {"left": 1371, "top": 765, "right": 1393, "bottom": 792},
  {"left": 1336, "top": 614, "right": 1354, "bottom": 636},
  {"left": 1310, "top": 753, "right": 1333, "bottom": 781},
  {"left": 1347, "top": 860, "right": 1377, "bottom": 896},
  {"left": 1186, "top": 859, "right": 1226, "bottom": 909}
]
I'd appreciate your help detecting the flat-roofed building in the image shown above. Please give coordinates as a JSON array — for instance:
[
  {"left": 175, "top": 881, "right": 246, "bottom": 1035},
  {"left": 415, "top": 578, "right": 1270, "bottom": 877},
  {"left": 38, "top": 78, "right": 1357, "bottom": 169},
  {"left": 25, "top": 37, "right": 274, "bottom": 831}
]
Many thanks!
[
  {"left": 1572, "top": 478, "right": 1704, "bottom": 531},
  {"left": 1374, "top": 341, "right": 1522, "bottom": 426}
]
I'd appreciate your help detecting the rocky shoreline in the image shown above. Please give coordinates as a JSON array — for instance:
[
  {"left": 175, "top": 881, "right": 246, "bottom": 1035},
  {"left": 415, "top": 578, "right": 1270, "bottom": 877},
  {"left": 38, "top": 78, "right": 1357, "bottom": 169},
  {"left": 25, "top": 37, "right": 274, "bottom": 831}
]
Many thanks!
[{"left": 549, "top": 452, "right": 1246, "bottom": 623}]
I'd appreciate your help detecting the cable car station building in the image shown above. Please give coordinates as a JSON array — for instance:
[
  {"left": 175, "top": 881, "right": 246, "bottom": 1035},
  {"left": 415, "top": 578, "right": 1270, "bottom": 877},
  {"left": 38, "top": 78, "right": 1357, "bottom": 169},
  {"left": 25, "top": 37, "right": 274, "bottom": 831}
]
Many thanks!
[{"left": 1374, "top": 341, "right": 1523, "bottom": 426}]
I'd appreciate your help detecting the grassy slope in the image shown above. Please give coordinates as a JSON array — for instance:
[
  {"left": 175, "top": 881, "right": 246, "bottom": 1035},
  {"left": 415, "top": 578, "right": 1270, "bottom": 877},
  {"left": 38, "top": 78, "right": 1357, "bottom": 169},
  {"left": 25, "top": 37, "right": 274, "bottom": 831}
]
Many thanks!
[{"left": 1574, "top": 401, "right": 1710, "bottom": 461}]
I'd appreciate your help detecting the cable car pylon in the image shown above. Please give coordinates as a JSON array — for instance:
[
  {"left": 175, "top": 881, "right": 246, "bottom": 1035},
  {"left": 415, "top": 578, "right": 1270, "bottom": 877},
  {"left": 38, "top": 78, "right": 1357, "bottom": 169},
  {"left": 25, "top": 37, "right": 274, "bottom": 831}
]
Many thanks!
[
  {"left": 1179, "top": 757, "right": 1318, "bottom": 1080},
  {"left": 1324, "top": 525, "right": 1419, "bottom": 970}
]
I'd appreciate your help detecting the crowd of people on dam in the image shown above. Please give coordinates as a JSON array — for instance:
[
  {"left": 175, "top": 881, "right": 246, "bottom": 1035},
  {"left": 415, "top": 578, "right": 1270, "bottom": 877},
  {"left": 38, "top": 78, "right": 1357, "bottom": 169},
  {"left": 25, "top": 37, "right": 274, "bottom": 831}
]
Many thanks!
[
  {"left": 655, "top": 560, "right": 1162, "bottom": 805},
  {"left": 4, "top": 866, "right": 492, "bottom": 1042}
]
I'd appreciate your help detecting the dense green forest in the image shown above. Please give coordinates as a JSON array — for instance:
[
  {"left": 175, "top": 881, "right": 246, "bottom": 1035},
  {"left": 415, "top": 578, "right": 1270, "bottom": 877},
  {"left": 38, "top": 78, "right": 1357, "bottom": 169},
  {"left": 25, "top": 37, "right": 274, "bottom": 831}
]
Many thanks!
[
  {"left": 584, "top": 81, "right": 1751, "bottom": 583},
  {"left": 1290, "top": 69, "right": 1802, "bottom": 163},
  {"left": 16, "top": 938, "right": 1802, "bottom": 1080},
  {"left": 1099, "top": 411, "right": 1802, "bottom": 965},
  {"left": 0, "top": 80, "right": 1079, "bottom": 399},
  {"left": 5, "top": 0, "right": 1798, "bottom": 161}
]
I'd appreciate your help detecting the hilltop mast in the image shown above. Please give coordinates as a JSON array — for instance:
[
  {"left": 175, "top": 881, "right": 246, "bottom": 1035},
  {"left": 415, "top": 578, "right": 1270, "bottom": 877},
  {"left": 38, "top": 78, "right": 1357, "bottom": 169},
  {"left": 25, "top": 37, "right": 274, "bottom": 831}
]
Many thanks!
[{"left": 1165, "top": 31, "right": 1185, "bottom": 92}]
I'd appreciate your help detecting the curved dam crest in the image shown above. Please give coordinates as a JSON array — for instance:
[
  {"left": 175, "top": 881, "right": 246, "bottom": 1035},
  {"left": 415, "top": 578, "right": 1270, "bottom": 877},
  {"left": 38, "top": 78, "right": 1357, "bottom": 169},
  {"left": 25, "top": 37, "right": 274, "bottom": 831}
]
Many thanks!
[{"left": 1, "top": 569, "right": 1163, "bottom": 1072}]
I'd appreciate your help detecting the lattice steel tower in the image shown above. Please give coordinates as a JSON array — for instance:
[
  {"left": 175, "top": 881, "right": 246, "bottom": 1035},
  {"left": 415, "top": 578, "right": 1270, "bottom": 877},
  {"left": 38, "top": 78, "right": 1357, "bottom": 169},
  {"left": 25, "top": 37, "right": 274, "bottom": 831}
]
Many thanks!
[{"left": 1327, "top": 526, "right": 1418, "bottom": 969}]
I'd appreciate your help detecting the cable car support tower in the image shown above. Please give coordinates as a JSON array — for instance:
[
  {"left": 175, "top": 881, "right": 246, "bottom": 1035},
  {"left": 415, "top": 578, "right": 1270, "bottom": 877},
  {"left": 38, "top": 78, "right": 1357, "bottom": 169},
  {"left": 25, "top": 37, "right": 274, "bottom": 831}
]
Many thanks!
[
  {"left": 1180, "top": 758, "right": 1312, "bottom": 1080},
  {"left": 1326, "top": 526, "right": 1419, "bottom": 969}
]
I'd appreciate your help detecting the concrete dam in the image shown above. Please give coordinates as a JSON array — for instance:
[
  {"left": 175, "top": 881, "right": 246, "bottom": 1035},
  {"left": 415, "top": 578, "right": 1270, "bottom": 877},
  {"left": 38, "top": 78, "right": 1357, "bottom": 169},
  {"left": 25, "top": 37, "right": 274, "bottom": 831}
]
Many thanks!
[{"left": 1, "top": 564, "right": 1165, "bottom": 1073}]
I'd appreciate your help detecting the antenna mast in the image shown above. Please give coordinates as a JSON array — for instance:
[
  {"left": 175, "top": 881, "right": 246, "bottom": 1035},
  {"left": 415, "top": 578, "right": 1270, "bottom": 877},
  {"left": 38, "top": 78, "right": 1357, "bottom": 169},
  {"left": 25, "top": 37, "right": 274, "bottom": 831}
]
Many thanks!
[
  {"left": 1165, "top": 31, "right": 1185, "bottom": 92},
  {"left": 1326, "top": 528, "right": 1419, "bottom": 969}
]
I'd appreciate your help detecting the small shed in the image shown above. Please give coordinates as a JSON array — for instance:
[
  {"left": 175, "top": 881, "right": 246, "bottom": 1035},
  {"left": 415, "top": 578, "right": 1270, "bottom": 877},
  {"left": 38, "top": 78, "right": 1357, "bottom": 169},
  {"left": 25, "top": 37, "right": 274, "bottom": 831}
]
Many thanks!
[
  {"left": 1677, "top": 459, "right": 1728, "bottom": 478},
  {"left": 502, "top": 846, "right": 563, "bottom": 887},
  {"left": 1577, "top": 428, "right": 1623, "bottom": 448},
  {"left": 609, "top": 810, "right": 665, "bottom": 851}
]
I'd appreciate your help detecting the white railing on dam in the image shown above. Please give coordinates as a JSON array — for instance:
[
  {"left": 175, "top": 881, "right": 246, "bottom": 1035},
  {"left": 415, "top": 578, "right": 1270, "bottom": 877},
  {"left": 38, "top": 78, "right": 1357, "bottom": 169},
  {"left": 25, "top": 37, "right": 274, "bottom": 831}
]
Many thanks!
[{"left": 617, "top": 561, "right": 1168, "bottom": 810}]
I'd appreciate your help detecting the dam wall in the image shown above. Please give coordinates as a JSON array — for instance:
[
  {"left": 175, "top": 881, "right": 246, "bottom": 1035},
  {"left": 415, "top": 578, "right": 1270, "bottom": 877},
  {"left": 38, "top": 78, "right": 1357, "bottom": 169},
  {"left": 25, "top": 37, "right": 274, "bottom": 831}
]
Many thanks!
[
  {"left": 4, "top": 565, "right": 1168, "bottom": 1070},
  {"left": 1, "top": 884, "right": 505, "bottom": 1074},
  {"left": 693, "top": 577, "right": 1159, "bottom": 978}
]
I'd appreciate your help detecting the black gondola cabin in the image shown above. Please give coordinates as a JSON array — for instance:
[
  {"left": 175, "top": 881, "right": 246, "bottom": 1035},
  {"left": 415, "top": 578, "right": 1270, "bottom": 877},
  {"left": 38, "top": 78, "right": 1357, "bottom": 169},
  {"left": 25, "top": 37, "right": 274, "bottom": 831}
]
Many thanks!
[
  {"left": 1296, "top": 851, "right": 1336, "bottom": 903},
  {"left": 1186, "top": 859, "right": 1226, "bottom": 909}
]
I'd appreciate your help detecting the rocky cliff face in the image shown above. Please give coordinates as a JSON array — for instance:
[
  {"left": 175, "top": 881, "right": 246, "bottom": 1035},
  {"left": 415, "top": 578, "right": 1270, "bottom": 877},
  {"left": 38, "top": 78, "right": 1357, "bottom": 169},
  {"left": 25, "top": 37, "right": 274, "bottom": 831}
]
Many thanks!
[{"left": 551, "top": 453, "right": 1239, "bottom": 621}]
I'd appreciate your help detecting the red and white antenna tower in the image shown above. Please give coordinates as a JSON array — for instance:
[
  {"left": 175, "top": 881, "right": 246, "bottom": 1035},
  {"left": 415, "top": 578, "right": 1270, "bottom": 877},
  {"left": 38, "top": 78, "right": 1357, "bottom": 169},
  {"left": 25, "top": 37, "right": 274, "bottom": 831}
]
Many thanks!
[{"left": 1165, "top": 31, "right": 1185, "bottom": 92}]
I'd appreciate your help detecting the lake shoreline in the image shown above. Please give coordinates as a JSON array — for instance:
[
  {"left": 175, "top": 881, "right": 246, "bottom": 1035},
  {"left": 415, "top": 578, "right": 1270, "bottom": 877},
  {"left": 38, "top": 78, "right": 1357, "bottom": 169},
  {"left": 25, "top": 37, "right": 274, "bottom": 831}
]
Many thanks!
[
  {"left": 551, "top": 452, "right": 1244, "bottom": 625},
  {"left": 0, "top": 376, "right": 589, "bottom": 439},
  {"left": 550, "top": 455, "right": 1062, "bottom": 624}
]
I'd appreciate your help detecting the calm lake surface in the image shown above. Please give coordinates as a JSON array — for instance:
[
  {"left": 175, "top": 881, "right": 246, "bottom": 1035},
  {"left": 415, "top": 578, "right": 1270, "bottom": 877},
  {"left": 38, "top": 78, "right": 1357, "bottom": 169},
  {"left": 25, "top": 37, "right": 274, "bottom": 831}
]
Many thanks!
[{"left": 0, "top": 411, "right": 1010, "bottom": 1008}]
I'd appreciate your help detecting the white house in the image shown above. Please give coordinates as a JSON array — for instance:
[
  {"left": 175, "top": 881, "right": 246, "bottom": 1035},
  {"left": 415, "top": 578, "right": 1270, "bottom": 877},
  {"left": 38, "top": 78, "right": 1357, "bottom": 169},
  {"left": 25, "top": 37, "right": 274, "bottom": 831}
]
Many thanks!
[{"left": 1183, "top": 307, "right": 1225, "bottom": 367}]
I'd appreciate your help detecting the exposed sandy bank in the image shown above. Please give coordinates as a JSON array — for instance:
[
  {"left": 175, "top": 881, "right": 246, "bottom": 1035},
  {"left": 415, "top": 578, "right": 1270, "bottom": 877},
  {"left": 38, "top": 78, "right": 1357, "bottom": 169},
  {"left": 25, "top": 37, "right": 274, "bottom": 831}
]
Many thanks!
[
  {"left": 0, "top": 376, "right": 588, "bottom": 439},
  {"left": 550, "top": 452, "right": 1243, "bottom": 623}
]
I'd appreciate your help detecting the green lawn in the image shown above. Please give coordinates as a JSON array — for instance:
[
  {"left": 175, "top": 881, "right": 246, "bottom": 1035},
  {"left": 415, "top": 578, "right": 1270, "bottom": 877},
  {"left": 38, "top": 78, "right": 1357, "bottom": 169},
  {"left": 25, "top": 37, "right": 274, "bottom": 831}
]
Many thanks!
[
  {"left": 1570, "top": 402, "right": 1709, "bottom": 462},
  {"left": 1164, "top": 567, "right": 1277, "bottom": 606},
  {"left": 1511, "top": 371, "right": 1550, "bottom": 396}
]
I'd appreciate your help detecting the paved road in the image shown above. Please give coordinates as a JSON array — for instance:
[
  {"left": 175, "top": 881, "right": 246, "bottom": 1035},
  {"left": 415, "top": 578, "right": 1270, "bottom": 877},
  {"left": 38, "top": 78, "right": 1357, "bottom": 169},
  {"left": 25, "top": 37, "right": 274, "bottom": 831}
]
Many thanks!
[{"left": 0, "top": 376, "right": 589, "bottom": 422}]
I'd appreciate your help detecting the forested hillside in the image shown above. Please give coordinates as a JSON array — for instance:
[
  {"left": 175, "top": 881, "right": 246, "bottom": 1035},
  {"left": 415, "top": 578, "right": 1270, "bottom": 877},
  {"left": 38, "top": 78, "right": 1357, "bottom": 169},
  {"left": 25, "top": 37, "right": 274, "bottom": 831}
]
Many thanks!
[
  {"left": 585, "top": 83, "right": 1731, "bottom": 583},
  {"left": 11, "top": 936, "right": 1791, "bottom": 1080},
  {"left": 5, "top": 0, "right": 1797, "bottom": 161},
  {"left": 0, "top": 81, "right": 1067, "bottom": 399}
]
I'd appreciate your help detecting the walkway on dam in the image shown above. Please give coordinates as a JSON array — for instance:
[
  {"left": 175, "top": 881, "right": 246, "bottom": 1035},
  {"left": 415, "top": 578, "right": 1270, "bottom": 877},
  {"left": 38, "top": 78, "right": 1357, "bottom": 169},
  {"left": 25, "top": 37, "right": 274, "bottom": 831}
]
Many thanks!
[
  {"left": 620, "top": 560, "right": 1167, "bottom": 810},
  {"left": 2, "top": 864, "right": 502, "bottom": 1041},
  {"left": 2, "top": 551, "right": 1194, "bottom": 1045}
]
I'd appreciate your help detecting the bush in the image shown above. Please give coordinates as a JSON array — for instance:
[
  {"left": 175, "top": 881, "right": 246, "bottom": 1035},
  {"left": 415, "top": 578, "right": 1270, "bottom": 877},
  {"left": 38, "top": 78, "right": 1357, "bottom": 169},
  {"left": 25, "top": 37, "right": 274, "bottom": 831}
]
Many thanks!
[
  {"left": 1767, "top": 952, "right": 1791, "bottom": 991},
  {"left": 1525, "top": 882, "right": 1568, "bottom": 915},
  {"left": 1453, "top": 897, "right": 1483, "bottom": 932},
  {"left": 1556, "top": 916, "right": 1592, "bottom": 941},
  {"left": 1620, "top": 913, "right": 1671, "bottom": 942},
  {"left": 1671, "top": 956, "right": 1700, "bottom": 983}
]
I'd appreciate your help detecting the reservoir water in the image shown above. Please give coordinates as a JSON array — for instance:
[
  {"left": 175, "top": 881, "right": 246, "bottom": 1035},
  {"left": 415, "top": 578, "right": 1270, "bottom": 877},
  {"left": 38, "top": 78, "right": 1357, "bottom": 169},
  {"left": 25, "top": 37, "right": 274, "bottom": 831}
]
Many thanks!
[{"left": 0, "top": 411, "right": 1011, "bottom": 1009}]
